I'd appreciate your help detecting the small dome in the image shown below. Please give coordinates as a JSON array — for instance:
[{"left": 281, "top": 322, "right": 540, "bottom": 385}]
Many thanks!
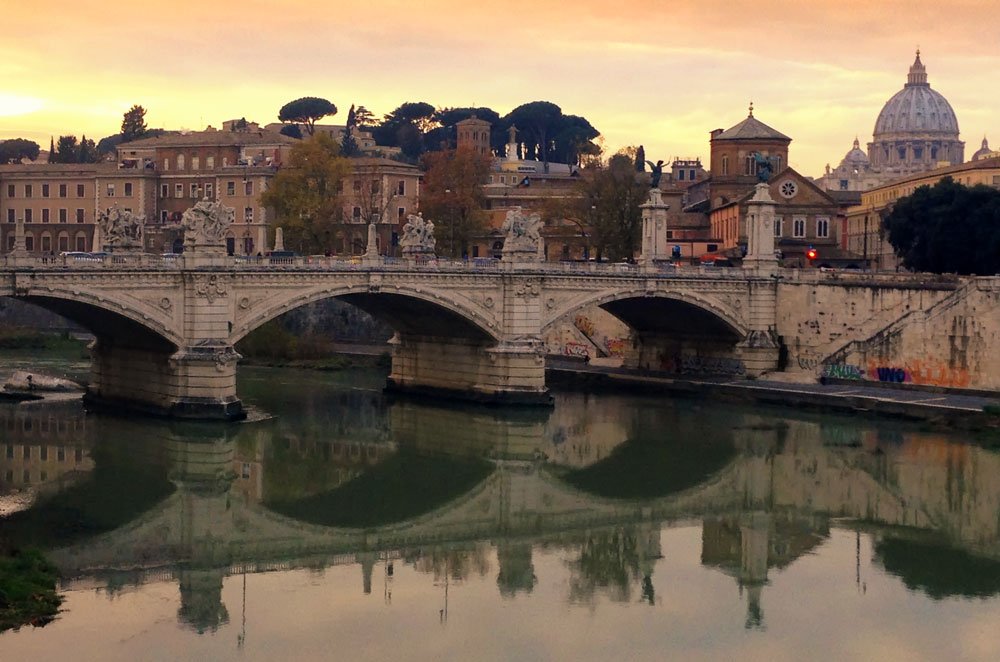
[
  {"left": 840, "top": 137, "right": 870, "bottom": 168},
  {"left": 972, "top": 136, "right": 992, "bottom": 161},
  {"left": 873, "top": 52, "right": 960, "bottom": 137}
]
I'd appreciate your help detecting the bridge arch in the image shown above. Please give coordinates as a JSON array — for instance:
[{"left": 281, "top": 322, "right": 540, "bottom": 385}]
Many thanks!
[
  {"left": 541, "top": 288, "right": 748, "bottom": 340},
  {"left": 8, "top": 293, "right": 182, "bottom": 351},
  {"left": 232, "top": 282, "right": 500, "bottom": 345}
]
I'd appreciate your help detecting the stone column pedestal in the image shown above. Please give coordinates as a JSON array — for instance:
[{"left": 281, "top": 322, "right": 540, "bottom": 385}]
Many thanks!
[
  {"left": 84, "top": 340, "right": 244, "bottom": 420},
  {"left": 736, "top": 329, "right": 781, "bottom": 377}
]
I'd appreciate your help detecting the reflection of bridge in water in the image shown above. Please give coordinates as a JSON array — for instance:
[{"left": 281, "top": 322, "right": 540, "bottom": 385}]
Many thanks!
[{"left": 19, "top": 398, "right": 998, "bottom": 633}]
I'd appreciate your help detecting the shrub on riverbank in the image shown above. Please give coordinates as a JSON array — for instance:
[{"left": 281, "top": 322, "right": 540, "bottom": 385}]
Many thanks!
[
  {"left": 236, "top": 320, "right": 389, "bottom": 370},
  {"left": 0, "top": 549, "right": 62, "bottom": 633},
  {"left": 0, "top": 328, "right": 89, "bottom": 360}
]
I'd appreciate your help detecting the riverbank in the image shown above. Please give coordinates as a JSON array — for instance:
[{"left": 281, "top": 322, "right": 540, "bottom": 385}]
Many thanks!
[
  {"left": 0, "top": 549, "right": 62, "bottom": 633},
  {"left": 546, "top": 359, "right": 1000, "bottom": 429}
]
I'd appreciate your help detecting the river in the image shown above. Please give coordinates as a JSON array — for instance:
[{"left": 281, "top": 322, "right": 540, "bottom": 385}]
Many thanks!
[{"left": 1, "top": 358, "right": 999, "bottom": 661}]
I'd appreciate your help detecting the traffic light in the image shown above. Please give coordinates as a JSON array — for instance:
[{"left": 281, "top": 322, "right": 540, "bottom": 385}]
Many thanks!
[{"left": 806, "top": 246, "right": 818, "bottom": 261}]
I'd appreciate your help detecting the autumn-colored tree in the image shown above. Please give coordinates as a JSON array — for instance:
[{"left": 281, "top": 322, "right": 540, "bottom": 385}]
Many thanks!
[
  {"left": 567, "top": 154, "right": 647, "bottom": 261},
  {"left": 260, "top": 134, "right": 349, "bottom": 254},
  {"left": 419, "top": 147, "right": 492, "bottom": 258}
]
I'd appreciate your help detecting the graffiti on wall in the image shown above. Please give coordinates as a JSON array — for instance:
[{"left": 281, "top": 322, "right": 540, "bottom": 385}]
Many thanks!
[
  {"left": 603, "top": 338, "right": 627, "bottom": 357},
  {"left": 563, "top": 342, "right": 591, "bottom": 359},
  {"left": 865, "top": 360, "right": 970, "bottom": 388},
  {"left": 659, "top": 353, "right": 746, "bottom": 377},
  {"left": 822, "top": 363, "right": 865, "bottom": 380},
  {"left": 573, "top": 315, "right": 596, "bottom": 337}
]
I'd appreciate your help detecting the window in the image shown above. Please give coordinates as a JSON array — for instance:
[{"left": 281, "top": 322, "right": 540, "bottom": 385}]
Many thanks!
[
  {"left": 352, "top": 206, "right": 361, "bottom": 219},
  {"left": 190, "top": 183, "right": 199, "bottom": 198},
  {"left": 25, "top": 235, "right": 33, "bottom": 251},
  {"left": 59, "top": 209, "right": 67, "bottom": 223},
  {"left": 774, "top": 217, "right": 783, "bottom": 237},
  {"left": 24, "top": 209, "right": 32, "bottom": 223},
  {"left": 41, "top": 235, "right": 51, "bottom": 252},
  {"left": 177, "top": 154, "right": 185, "bottom": 170},
  {"left": 792, "top": 215, "right": 806, "bottom": 238},
  {"left": 77, "top": 184, "right": 84, "bottom": 197},
  {"left": 175, "top": 184, "right": 183, "bottom": 198},
  {"left": 913, "top": 147, "right": 923, "bottom": 160},
  {"left": 226, "top": 181, "right": 236, "bottom": 196},
  {"left": 59, "top": 184, "right": 67, "bottom": 198},
  {"left": 397, "top": 180, "right": 405, "bottom": 195},
  {"left": 678, "top": 170, "right": 685, "bottom": 181},
  {"left": 58, "top": 235, "right": 68, "bottom": 251},
  {"left": 6, "top": 184, "right": 13, "bottom": 198},
  {"left": 160, "top": 210, "right": 168, "bottom": 222},
  {"left": 689, "top": 169, "right": 696, "bottom": 180},
  {"left": 6, "top": 209, "right": 13, "bottom": 223},
  {"left": 163, "top": 158, "right": 169, "bottom": 171},
  {"left": 744, "top": 156, "right": 756, "bottom": 176},
  {"left": 206, "top": 156, "right": 215, "bottom": 169},
  {"left": 25, "top": 184, "right": 33, "bottom": 198},
  {"left": 42, "top": 209, "right": 49, "bottom": 223},
  {"left": 191, "top": 156, "right": 200, "bottom": 170},
  {"left": 707, "top": 244, "right": 718, "bottom": 252},
  {"left": 244, "top": 207, "right": 253, "bottom": 222},
  {"left": 398, "top": 207, "right": 406, "bottom": 221},
  {"left": 840, "top": 179, "right": 849, "bottom": 190},
  {"left": 161, "top": 184, "right": 168, "bottom": 198},
  {"left": 353, "top": 180, "right": 362, "bottom": 193},
  {"left": 75, "top": 235, "right": 86, "bottom": 251},
  {"left": 244, "top": 181, "right": 253, "bottom": 195},
  {"left": 371, "top": 179, "right": 380, "bottom": 194},
  {"left": 76, "top": 209, "right": 84, "bottom": 223},
  {"left": 106, "top": 184, "right": 115, "bottom": 197},
  {"left": 816, "top": 216, "right": 830, "bottom": 239},
  {"left": 42, "top": 184, "right": 49, "bottom": 198},
  {"left": 124, "top": 182, "right": 133, "bottom": 196},
  {"left": 721, "top": 155, "right": 729, "bottom": 176},
  {"left": 898, "top": 147, "right": 906, "bottom": 160},
  {"left": 205, "top": 183, "right": 214, "bottom": 199}
]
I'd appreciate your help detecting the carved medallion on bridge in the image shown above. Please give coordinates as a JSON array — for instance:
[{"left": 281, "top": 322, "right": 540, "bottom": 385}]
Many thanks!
[
  {"left": 513, "top": 278, "right": 541, "bottom": 297},
  {"left": 193, "top": 275, "right": 228, "bottom": 303}
]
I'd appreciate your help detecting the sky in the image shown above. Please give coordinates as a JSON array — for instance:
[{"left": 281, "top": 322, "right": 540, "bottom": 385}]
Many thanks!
[{"left": 2, "top": 0, "right": 998, "bottom": 176}]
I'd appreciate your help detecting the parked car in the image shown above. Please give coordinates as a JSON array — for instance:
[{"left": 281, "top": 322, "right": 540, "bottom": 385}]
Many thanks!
[{"left": 265, "top": 250, "right": 299, "bottom": 258}]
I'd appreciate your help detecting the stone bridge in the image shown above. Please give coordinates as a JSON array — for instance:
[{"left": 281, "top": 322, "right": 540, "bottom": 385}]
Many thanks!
[
  {"left": 1, "top": 251, "right": 997, "bottom": 419},
  {"left": 0, "top": 254, "right": 780, "bottom": 419}
]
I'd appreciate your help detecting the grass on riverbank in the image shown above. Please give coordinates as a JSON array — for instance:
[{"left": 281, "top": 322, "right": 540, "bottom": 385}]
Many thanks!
[
  {"left": 0, "top": 549, "right": 62, "bottom": 633},
  {"left": 0, "top": 329, "right": 89, "bottom": 361},
  {"left": 239, "top": 353, "right": 390, "bottom": 371}
]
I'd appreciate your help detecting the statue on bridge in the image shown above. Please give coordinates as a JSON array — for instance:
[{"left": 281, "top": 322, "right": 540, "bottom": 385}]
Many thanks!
[
  {"left": 400, "top": 213, "right": 436, "bottom": 257},
  {"left": 500, "top": 207, "right": 542, "bottom": 256},
  {"left": 98, "top": 206, "right": 146, "bottom": 251},
  {"left": 182, "top": 198, "right": 234, "bottom": 250}
]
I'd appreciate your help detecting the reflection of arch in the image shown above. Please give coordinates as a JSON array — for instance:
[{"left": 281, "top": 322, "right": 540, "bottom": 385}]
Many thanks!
[
  {"left": 542, "top": 289, "right": 747, "bottom": 339},
  {"left": 233, "top": 286, "right": 497, "bottom": 344}
]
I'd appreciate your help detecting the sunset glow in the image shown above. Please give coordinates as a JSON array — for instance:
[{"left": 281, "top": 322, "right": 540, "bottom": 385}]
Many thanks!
[{"left": 2, "top": 0, "right": 997, "bottom": 175}]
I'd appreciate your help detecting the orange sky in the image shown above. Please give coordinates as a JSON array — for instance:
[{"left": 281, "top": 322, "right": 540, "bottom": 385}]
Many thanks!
[{"left": 2, "top": 0, "right": 997, "bottom": 176}]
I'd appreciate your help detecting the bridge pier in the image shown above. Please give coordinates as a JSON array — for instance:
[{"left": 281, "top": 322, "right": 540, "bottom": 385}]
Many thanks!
[
  {"left": 84, "top": 340, "right": 245, "bottom": 421},
  {"left": 386, "top": 334, "right": 551, "bottom": 405}
]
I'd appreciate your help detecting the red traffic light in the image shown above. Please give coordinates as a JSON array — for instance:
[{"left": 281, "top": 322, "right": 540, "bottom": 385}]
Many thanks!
[{"left": 806, "top": 247, "right": 818, "bottom": 261}]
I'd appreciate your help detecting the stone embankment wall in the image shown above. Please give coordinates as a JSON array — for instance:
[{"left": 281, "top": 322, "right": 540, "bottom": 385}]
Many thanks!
[{"left": 777, "top": 273, "right": 1000, "bottom": 391}]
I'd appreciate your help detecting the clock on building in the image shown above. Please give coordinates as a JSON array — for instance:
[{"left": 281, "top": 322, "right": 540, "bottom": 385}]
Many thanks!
[{"left": 778, "top": 180, "right": 798, "bottom": 198}]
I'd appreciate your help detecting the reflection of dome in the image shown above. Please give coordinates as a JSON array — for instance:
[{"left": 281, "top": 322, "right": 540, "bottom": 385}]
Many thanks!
[
  {"left": 972, "top": 137, "right": 992, "bottom": 161},
  {"left": 873, "top": 52, "right": 959, "bottom": 137}
]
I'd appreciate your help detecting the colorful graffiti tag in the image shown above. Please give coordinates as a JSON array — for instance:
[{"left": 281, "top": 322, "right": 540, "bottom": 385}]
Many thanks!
[{"left": 822, "top": 364, "right": 865, "bottom": 380}]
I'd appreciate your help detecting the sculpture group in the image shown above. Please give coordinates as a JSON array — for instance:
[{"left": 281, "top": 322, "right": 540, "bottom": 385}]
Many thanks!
[
  {"left": 500, "top": 207, "right": 542, "bottom": 256},
  {"left": 182, "top": 198, "right": 234, "bottom": 248},
  {"left": 400, "top": 213, "right": 436, "bottom": 255},
  {"left": 98, "top": 206, "right": 145, "bottom": 250}
]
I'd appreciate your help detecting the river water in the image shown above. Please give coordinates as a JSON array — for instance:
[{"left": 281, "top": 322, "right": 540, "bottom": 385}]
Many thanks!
[{"left": 1, "top": 360, "right": 999, "bottom": 661}]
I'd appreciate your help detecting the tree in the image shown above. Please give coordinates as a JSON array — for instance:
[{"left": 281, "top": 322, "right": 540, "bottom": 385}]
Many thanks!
[
  {"left": 0, "top": 138, "right": 40, "bottom": 164},
  {"left": 635, "top": 145, "right": 646, "bottom": 172},
  {"left": 48, "top": 137, "right": 55, "bottom": 163},
  {"left": 883, "top": 177, "right": 1000, "bottom": 275},
  {"left": 278, "top": 124, "right": 303, "bottom": 139},
  {"left": 53, "top": 136, "right": 79, "bottom": 164},
  {"left": 260, "top": 134, "right": 349, "bottom": 254},
  {"left": 372, "top": 102, "right": 437, "bottom": 161},
  {"left": 77, "top": 135, "right": 99, "bottom": 163},
  {"left": 278, "top": 97, "right": 337, "bottom": 136},
  {"left": 433, "top": 106, "right": 505, "bottom": 153},
  {"left": 121, "top": 104, "right": 148, "bottom": 142},
  {"left": 419, "top": 147, "right": 492, "bottom": 257},
  {"left": 353, "top": 105, "right": 375, "bottom": 129},
  {"left": 566, "top": 154, "right": 647, "bottom": 261}
]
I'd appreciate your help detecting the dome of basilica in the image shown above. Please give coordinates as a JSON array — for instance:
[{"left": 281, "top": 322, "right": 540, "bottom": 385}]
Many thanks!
[
  {"left": 840, "top": 138, "right": 870, "bottom": 168},
  {"left": 873, "top": 52, "right": 960, "bottom": 138}
]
